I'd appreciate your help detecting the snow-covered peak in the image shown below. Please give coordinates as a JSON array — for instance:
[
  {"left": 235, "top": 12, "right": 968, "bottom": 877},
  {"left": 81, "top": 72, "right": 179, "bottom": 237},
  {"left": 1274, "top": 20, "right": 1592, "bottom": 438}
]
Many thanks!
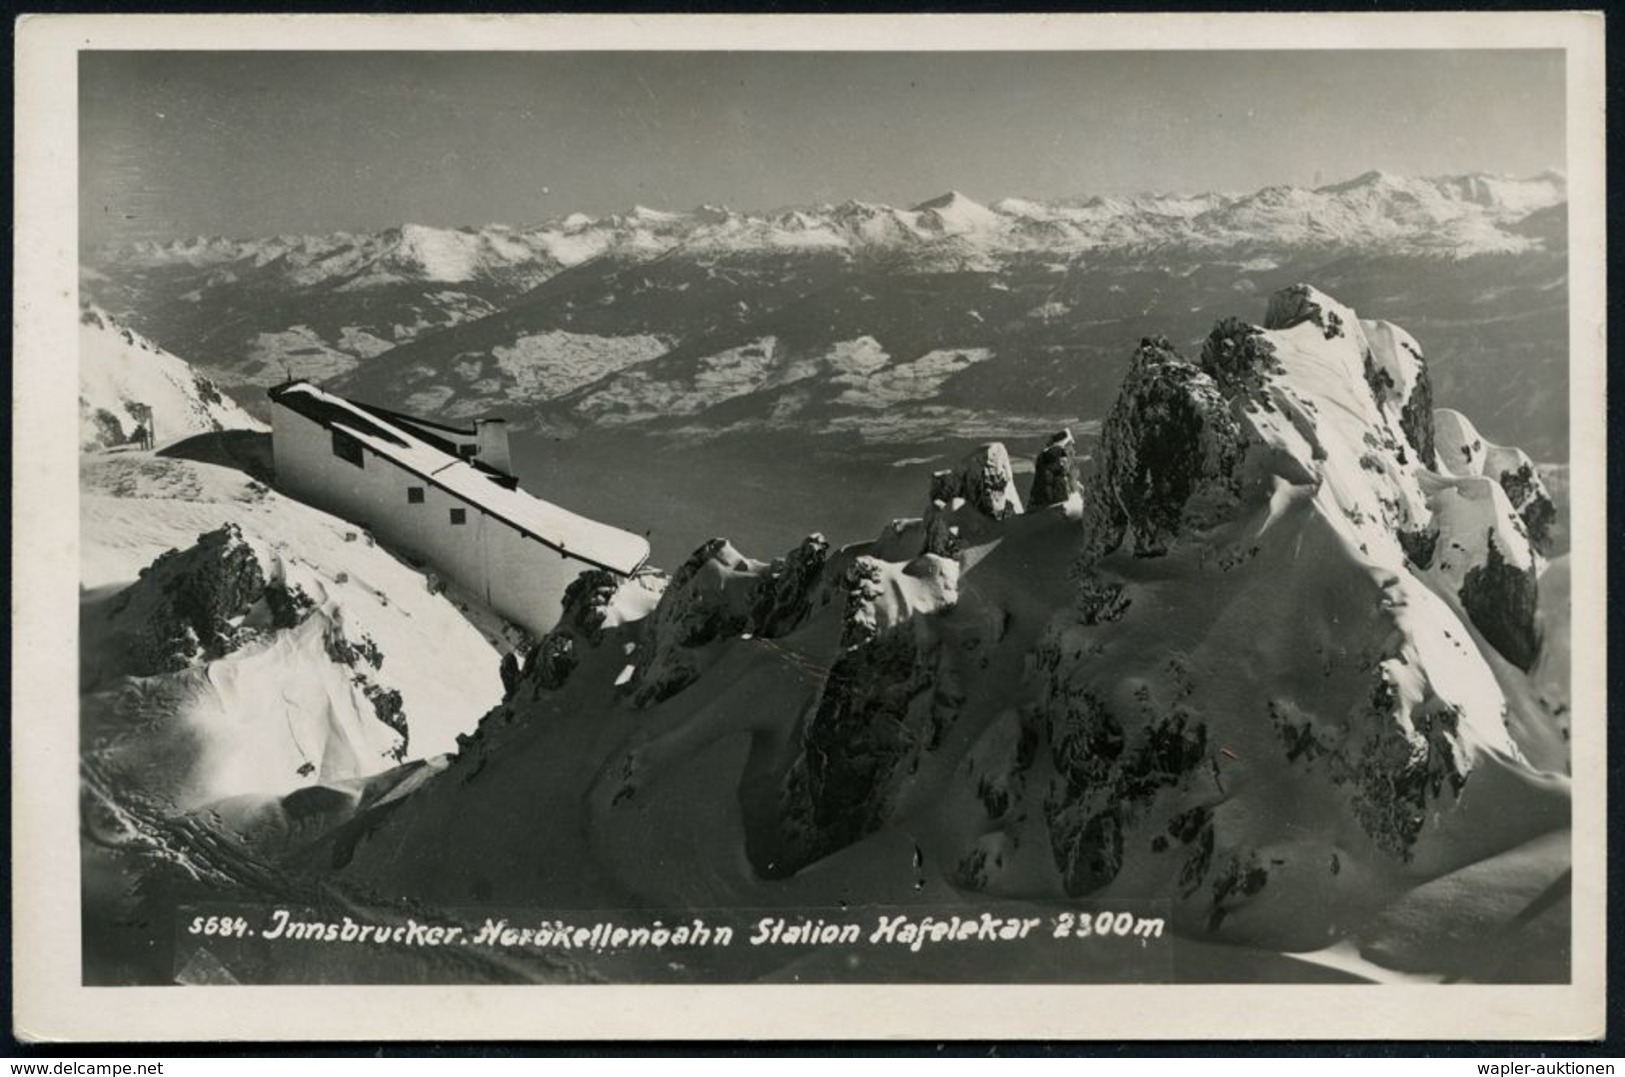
[
  {"left": 692, "top": 203, "right": 737, "bottom": 225},
  {"left": 1314, "top": 168, "right": 1405, "bottom": 194},
  {"left": 627, "top": 204, "right": 682, "bottom": 223},
  {"left": 388, "top": 223, "right": 487, "bottom": 282},
  {"left": 989, "top": 195, "right": 1045, "bottom": 216},
  {"left": 911, "top": 190, "right": 1003, "bottom": 236}
]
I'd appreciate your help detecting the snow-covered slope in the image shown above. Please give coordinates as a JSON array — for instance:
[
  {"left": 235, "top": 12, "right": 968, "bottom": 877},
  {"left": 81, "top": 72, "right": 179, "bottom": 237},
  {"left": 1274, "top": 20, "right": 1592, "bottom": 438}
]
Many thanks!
[
  {"left": 79, "top": 307, "right": 265, "bottom": 450},
  {"left": 277, "top": 284, "right": 1569, "bottom": 982},
  {"left": 80, "top": 451, "right": 506, "bottom": 815}
]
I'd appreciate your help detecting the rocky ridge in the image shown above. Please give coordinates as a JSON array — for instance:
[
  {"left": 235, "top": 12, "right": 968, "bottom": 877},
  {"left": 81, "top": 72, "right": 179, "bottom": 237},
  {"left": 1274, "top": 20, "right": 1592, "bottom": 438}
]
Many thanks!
[{"left": 159, "top": 283, "right": 1571, "bottom": 983}]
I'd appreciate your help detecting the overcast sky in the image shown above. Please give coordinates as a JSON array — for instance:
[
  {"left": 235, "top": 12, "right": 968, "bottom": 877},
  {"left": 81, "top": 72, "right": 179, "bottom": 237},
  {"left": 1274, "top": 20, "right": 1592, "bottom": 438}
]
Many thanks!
[{"left": 80, "top": 50, "right": 1567, "bottom": 246}]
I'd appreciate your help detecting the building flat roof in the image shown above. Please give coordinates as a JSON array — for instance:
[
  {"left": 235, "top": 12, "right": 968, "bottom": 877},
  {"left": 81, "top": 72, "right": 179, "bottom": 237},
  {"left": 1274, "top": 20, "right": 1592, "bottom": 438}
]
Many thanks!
[{"left": 269, "top": 381, "right": 650, "bottom": 576}]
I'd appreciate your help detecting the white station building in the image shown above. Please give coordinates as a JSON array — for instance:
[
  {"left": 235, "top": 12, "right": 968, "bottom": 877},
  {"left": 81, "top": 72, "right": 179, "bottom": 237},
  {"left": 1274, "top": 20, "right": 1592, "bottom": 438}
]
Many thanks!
[{"left": 268, "top": 380, "right": 649, "bottom": 636}]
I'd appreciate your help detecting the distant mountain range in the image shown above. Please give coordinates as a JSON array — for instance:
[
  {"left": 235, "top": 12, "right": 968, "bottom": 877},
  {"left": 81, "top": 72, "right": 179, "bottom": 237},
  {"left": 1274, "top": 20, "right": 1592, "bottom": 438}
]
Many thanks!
[
  {"left": 96, "top": 170, "right": 1566, "bottom": 272},
  {"left": 82, "top": 171, "right": 1570, "bottom": 461}
]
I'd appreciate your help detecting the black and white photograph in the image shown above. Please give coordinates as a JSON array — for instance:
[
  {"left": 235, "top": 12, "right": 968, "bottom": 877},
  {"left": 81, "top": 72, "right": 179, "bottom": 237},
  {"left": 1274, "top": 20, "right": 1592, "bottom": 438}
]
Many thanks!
[{"left": 13, "top": 12, "right": 1607, "bottom": 1042}]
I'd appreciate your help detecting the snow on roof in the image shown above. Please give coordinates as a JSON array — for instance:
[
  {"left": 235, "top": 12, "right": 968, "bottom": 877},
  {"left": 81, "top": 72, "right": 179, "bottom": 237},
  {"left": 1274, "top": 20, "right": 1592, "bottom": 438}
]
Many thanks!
[{"left": 270, "top": 381, "right": 649, "bottom": 575}]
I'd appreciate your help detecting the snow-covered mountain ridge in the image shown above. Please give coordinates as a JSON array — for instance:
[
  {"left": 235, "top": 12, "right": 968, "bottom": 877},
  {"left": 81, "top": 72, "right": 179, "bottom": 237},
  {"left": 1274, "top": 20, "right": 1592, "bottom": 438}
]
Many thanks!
[
  {"left": 96, "top": 170, "right": 1565, "bottom": 278},
  {"left": 256, "top": 283, "right": 1570, "bottom": 983}
]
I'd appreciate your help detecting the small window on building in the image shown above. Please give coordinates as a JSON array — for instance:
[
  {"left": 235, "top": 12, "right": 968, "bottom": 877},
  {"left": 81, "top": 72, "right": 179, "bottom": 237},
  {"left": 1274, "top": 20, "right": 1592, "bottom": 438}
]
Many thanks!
[
  {"left": 450, "top": 507, "right": 467, "bottom": 525},
  {"left": 458, "top": 444, "right": 478, "bottom": 459},
  {"left": 331, "top": 429, "right": 365, "bottom": 468},
  {"left": 407, "top": 486, "right": 425, "bottom": 504}
]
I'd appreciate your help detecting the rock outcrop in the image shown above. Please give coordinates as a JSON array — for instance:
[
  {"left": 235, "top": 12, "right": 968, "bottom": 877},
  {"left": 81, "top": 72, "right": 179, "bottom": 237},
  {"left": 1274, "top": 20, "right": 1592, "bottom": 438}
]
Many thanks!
[
  {"left": 932, "top": 442, "right": 1025, "bottom": 521},
  {"left": 965, "top": 443, "right": 1024, "bottom": 520},
  {"left": 750, "top": 534, "right": 831, "bottom": 638},
  {"left": 106, "top": 524, "right": 403, "bottom": 721},
  {"left": 916, "top": 442, "right": 1032, "bottom": 560},
  {"left": 781, "top": 550, "right": 963, "bottom": 870},
  {"left": 630, "top": 535, "right": 831, "bottom": 707},
  {"left": 1423, "top": 419, "right": 1547, "bottom": 679},
  {"left": 1199, "top": 316, "right": 1282, "bottom": 393},
  {"left": 921, "top": 503, "right": 963, "bottom": 559},
  {"left": 84, "top": 507, "right": 485, "bottom": 808},
  {"left": 1264, "top": 283, "right": 1348, "bottom": 339},
  {"left": 1361, "top": 319, "right": 1437, "bottom": 468},
  {"left": 1082, "top": 337, "right": 1243, "bottom": 560},
  {"left": 110, "top": 523, "right": 273, "bottom": 675},
  {"left": 1037, "top": 620, "right": 1214, "bottom": 898},
  {"left": 1459, "top": 535, "right": 1542, "bottom": 672},
  {"left": 1028, "top": 429, "right": 1080, "bottom": 509},
  {"left": 787, "top": 626, "right": 939, "bottom": 865},
  {"left": 510, "top": 568, "right": 622, "bottom": 698}
]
